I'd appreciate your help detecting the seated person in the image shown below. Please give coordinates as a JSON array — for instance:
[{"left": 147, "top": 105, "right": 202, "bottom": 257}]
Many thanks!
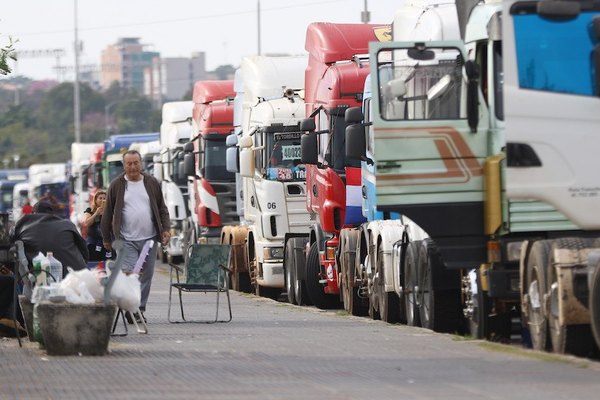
[
  {"left": 11, "top": 201, "right": 89, "bottom": 279},
  {"left": 0, "top": 213, "right": 26, "bottom": 337}
]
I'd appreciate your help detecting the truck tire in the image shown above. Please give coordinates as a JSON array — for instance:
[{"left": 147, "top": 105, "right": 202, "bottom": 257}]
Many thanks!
[
  {"left": 417, "top": 240, "right": 461, "bottom": 333},
  {"left": 340, "top": 229, "right": 367, "bottom": 316},
  {"left": 590, "top": 261, "right": 600, "bottom": 351},
  {"left": 292, "top": 238, "right": 311, "bottom": 306},
  {"left": 525, "top": 240, "right": 551, "bottom": 351},
  {"left": 403, "top": 241, "right": 421, "bottom": 327},
  {"left": 377, "top": 245, "right": 399, "bottom": 323},
  {"left": 284, "top": 239, "right": 297, "bottom": 305},
  {"left": 548, "top": 238, "right": 596, "bottom": 356},
  {"left": 305, "top": 242, "right": 336, "bottom": 309},
  {"left": 468, "top": 269, "right": 490, "bottom": 339}
]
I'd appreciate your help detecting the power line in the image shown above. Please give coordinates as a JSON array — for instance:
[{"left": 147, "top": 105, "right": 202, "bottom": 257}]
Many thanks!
[{"left": 14, "top": 0, "right": 348, "bottom": 37}]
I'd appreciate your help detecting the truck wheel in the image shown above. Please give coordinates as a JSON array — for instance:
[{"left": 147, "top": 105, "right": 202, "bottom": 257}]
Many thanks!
[
  {"left": 341, "top": 230, "right": 367, "bottom": 316},
  {"left": 525, "top": 240, "right": 551, "bottom": 351},
  {"left": 468, "top": 269, "right": 490, "bottom": 339},
  {"left": 404, "top": 241, "right": 421, "bottom": 327},
  {"left": 366, "top": 254, "right": 381, "bottom": 321},
  {"left": 284, "top": 239, "right": 297, "bottom": 305},
  {"left": 548, "top": 238, "right": 596, "bottom": 356},
  {"left": 377, "top": 245, "right": 399, "bottom": 323},
  {"left": 292, "top": 237, "right": 311, "bottom": 306},
  {"left": 418, "top": 241, "right": 461, "bottom": 333},
  {"left": 590, "top": 261, "right": 600, "bottom": 351},
  {"left": 305, "top": 242, "right": 336, "bottom": 309}
]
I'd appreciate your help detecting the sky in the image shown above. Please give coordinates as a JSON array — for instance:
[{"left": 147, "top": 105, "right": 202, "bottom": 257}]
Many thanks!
[{"left": 0, "top": 0, "right": 400, "bottom": 82}]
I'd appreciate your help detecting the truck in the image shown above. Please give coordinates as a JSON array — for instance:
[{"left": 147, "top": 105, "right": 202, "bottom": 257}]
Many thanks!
[
  {"left": 69, "top": 142, "right": 101, "bottom": 232},
  {"left": 185, "top": 81, "right": 236, "bottom": 243},
  {"left": 157, "top": 101, "right": 193, "bottom": 264},
  {"left": 103, "top": 132, "right": 159, "bottom": 187},
  {"left": 502, "top": 0, "right": 600, "bottom": 355},
  {"left": 291, "top": 22, "right": 386, "bottom": 309},
  {"left": 28, "top": 163, "right": 69, "bottom": 219},
  {"left": 226, "top": 55, "right": 311, "bottom": 298},
  {"left": 0, "top": 168, "right": 28, "bottom": 219},
  {"left": 359, "top": 0, "right": 600, "bottom": 356},
  {"left": 345, "top": 0, "right": 507, "bottom": 335},
  {"left": 11, "top": 181, "right": 30, "bottom": 222},
  {"left": 129, "top": 140, "right": 162, "bottom": 176},
  {"left": 341, "top": 0, "right": 464, "bottom": 330}
]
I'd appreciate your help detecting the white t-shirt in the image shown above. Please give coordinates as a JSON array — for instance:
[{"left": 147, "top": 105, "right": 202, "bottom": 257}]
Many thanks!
[{"left": 121, "top": 176, "right": 157, "bottom": 241}]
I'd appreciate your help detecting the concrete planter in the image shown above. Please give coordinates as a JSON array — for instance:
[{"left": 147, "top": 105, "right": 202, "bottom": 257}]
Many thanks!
[
  {"left": 17, "top": 295, "right": 34, "bottom": 342},
  {"left": 37, "top": 302, "right": 117, "bottom": 356}
]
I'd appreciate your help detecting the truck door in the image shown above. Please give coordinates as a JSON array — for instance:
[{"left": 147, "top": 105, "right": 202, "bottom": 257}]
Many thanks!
[{"left": 503, "top": 0, "right": 600, "bottom": 229}]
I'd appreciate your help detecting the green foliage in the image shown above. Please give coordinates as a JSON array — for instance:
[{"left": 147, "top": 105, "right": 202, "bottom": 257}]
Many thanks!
[
  {"left": 114, "top": 95, "right": 154, "bottom": 133},
  {"left": 0, "top": 37, "right": 16, "bottom": 75},
  {"left": 214, "top": 64, "right": 235, "bottom": 80},
  {"left": 0, "top": 69, "right": 231, "bottom": 166}
]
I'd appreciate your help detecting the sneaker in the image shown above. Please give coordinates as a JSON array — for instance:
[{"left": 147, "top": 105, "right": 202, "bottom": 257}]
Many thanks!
[{"left": 134, "top": 311, "right": 147, "bottom": 324}]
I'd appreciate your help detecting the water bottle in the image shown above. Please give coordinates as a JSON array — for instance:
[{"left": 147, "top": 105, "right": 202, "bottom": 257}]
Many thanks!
[
  {"left": 46, "top": 252, "right": 63, "bottom": 284},
  {"left": 32, "top": 252, "right": 47, "bottom": 287}
]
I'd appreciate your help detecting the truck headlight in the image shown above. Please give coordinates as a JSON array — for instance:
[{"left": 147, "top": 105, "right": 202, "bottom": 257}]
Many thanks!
[
  {"left": 506, "top": 241, "right": 525, "bottom": 262},
  {"left": 263, "top": 247, "right": 284, "bottom": 260}
]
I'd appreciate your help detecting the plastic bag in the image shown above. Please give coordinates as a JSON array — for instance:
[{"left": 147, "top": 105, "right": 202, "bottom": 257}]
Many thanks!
[
  {"left": 57, "top": 268, "right": 96, "bottom": 304},
  {"left": 108, "top": 271, "right": 141, "bottom": 313}
]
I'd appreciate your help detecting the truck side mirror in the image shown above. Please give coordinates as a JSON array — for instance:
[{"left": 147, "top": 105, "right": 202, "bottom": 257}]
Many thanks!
[
  {"left": 345, "top": 124, "right": 366, "bottom": 163},
  {"left": 239, "top": 148, "right": 255, "bottom": 177},
  {"left": 300, "top": 118, "right": 316, "bottom": 132},
  {"left": 183, "top": 141, "right": 194, "bottom": 153},
  {"left": 225, "top": 133, "right": 238, "bottom": 147},
  {"left": 183, "top": 153, "right": 195, "bottom": 177},
  {"left": 345, "top": 107, "right": 363, "bottom": 124},
  {"left": 226, "top": 147, "right": 239, "bottom": 173},
  {"left": 301, "top": 133, "right": 319, "bottom": 165},
  {"left": 465, "top": 60, "right": 480, "bottom": 133}
]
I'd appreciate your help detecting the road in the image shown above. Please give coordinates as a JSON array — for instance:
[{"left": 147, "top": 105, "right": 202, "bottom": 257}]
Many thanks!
[{"left": 1, "top": 261, "right": 599, "bottom": 400}]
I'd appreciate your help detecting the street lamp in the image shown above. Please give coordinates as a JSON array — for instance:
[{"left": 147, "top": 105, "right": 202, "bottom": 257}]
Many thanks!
[
  {"left": 105, "top": 101, "right": 118, "bottom": 139},
  {"left": 13, "top": 154, "right": 20, "bottom": 169}
]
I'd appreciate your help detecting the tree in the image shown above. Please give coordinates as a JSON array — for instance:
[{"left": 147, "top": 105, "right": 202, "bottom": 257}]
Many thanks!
[
  {"left": 35, "top": 82, "right": 105, "bottom": 137},
  {"left": 214, "top": 64, "right": 236, "bottom": 80},
  {"left": 0, "top": 37, "right": 16, "bottom": 75},
  {"left": 114, "top": 95, "right": 154, "bottom": 133}
]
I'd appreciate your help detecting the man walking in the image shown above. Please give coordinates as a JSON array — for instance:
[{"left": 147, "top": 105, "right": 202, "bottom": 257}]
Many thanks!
[{"left": 101, "top": 150, "right": 170, "bottom": 322}]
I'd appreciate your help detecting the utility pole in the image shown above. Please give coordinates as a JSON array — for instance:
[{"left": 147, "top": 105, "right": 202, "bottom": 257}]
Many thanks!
[
  {"left": 73, "top": 0, "right": 82, "bottom": 143},
  {"left": 257, "top": 0, "right": 262, "bottom": 56},
  {"left": 361, "top": 0, "right": 370, "bottom": 24}
]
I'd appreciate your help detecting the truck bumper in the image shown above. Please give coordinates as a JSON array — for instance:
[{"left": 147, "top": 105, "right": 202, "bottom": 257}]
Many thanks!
[{"left": 257, "top": 261, "right": 284, "bottom": 288}]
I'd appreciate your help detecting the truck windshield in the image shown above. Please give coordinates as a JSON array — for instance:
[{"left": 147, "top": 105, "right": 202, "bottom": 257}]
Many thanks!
[
  {"left": 35, "top": 182, "right": 69, "bottom": 218},
  {"left": 511, "top": 8, "right": 600, "bottom": 96},
  {"left": 108, "top": 161, "right": 123, "bottom": 183},
  {"left": 0, "top": 188, "right": 12, "bottom": 211},
  {"left": 265, "top": 131, "right": 306, "bottom": 182},
  {"left": 203, "top": 139, "right": 234, "bottom": 181},
  {"left": 377, "top": 47, "right": 465, "bottom": 121}
]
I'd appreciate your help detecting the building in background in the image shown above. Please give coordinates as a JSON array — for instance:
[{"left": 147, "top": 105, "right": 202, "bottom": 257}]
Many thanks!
[
  {"left": 100, "top": 37, "right": 159, "bottom": 93},
  {"left": 145, "top": 52, "right": 207, "bottom": 107}
]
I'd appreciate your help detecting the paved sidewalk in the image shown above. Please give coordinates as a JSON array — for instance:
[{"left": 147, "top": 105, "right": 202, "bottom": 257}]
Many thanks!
[{"left": 2, "top": 262, "right": 600, "bottom": 400}]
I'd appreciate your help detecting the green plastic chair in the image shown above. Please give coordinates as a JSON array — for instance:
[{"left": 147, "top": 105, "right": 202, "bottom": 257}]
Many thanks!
[{"left": 168, "top": 244, "right": 232, "bottom": 323}]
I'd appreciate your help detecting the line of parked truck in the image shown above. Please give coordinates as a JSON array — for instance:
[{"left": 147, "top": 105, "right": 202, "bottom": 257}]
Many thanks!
[
  {"left": 4, "top": 0, "right": 599, "bottom": 359},
  {"left": 178, "top": 0, "right": 600, "bottom": 359}
]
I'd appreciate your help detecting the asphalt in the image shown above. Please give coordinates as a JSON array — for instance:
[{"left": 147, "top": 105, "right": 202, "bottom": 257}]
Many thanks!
[{"left": 2, "top": 262, "right": 600, "bottom": 400}]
